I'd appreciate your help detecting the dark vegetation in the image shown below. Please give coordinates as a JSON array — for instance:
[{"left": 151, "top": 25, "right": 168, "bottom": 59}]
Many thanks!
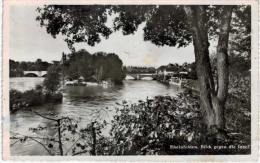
[
  {"left": 10, "top": 88, "right": 62, "bottom": 113},
  {"left": 10, "top": 59, "right": 52, "bottom": 77},
  {"left": 63, "top": 49, "right": 126, "bottom": 84},
  {"left": 126, "top": 66, "right": 156, "bottom": 74},
  {"left": 108, "top": 90, "right": 250, "bottom": 155},
  {"left": 10, "top": 65, "right": 63, "bottom": 113}
]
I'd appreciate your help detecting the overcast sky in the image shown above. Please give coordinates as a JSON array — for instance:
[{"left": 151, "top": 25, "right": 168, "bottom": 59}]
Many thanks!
[{"left": 10, "top": 6, "right": 197, "bottom": 67}]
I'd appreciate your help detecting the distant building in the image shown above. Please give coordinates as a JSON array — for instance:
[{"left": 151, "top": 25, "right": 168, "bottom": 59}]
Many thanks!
[
  {"left": 156, "top": 66, "right": 166, "bottom": 75},
  {"left": 52, "top": 61, "right": 60, "bottom": 66},
  {"left": 78, "top": 76, "right": 85, "bottom": 81},
  {"left": 156, "top": 64, "right": 177, "bottom": 76},
  {"left": 163, "top": 69, "right": 175, "bottom": 76},
  {"left": 179, "top": 71, "right": 188, "bottom": 75}
]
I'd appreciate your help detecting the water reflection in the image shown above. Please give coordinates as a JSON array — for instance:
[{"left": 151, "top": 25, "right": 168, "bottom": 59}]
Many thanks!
[
  {"left": 10, "top": 77, "right": 182, "bottom": 155},
  {"left": 10, "top": 77, "right": 44, "bottom": 92}
]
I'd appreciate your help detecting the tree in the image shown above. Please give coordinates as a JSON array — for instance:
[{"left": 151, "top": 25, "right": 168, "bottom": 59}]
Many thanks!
[
  {"left": 36, "top": 5, "right": 250, "bottom": 137},
  {"left": 64, "top": 50, "right": 125, "bottom": 83},
  {"left": 44, "top": 65, "right": 61, "bottom": 94},
  {"left": 183, "top": 6, "right": 233, "bottom": 138}
]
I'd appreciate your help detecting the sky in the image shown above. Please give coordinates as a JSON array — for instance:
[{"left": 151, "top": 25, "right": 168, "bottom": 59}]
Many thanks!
[{"left": 9, "top": 6, "right": 197, "bottom": 67}]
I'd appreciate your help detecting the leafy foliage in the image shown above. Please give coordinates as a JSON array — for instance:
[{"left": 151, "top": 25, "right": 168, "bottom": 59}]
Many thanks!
[
  {"left": 225, "top": 71, "right": 251, "bottom": 147},
  {"left": 36, "top": 5, "right": 113, "bottom": 51},
  {"left": 43, "top": 65, "right": 61, "bottom": 94},
  {"left": 107, "top": 90, "right": 250, "bottom": 154},
  {"left": 109, "top": 92, "right": 206, "bottom": 155},
  {"left": 36, "top": 5, "right": 250, "bottom": 50},
  {"left": 126, "top": 66, "right": 156, "bottom": 74},
  {"left": 10, "top": 88, "right": 45, "bottom": 112},
  {"left": 143, "top": 6, "right": 192, "bottom": 47},
  {"left": 63, "top": 49, "right": 126, "bottom": 84},
  {"left": 10, "top": 85, "right": 62, "bottom": 113}
]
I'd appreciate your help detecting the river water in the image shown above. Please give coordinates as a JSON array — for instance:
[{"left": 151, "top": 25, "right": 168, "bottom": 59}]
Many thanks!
[{"left": 10, "top": 77, "right": 182, "bottom": 155}]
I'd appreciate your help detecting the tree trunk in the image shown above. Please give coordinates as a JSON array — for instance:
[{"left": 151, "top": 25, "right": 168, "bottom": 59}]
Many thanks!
[
  {"left": 184, "top": 6, "right": 233, "bottom": 136},
  {"left": 57, "top": 119, "right": 63, "bottom": 155},
  {"left": 215, "top": 6, "right": 233, "bottom": 129},
  {"left": 91, "top": 122, "right": 97, "bottom": 155}
]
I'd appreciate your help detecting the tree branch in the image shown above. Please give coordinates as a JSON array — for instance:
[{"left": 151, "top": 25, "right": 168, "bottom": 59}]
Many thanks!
[
  {"left": 10, "top": 132, "right": 59, "bottom": 143},
  {"left": 72, "top": 149, "right": 89, "bottom": 156},
  {"left": 57, "top": 119, "right": 63, "bottom": 155},
  {"left": 30, "top": 109, "right": 57, "bottom": 121},
  {"left": 65, "top": 136, "right": 81, "bottom": 155},
  {"left": 10, "top": 139, "right": 20, "bottom": 147},
  {"left": 29, "top": 137, "right": 53, "bottom": 155}
]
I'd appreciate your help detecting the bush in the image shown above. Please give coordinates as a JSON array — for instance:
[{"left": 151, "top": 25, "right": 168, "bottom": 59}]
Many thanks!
[
  {"left": 107, "top": 88, "right": 250, "bottom": 155},
  {"left": 225, "top": 72, "right": 250, "bottom": 146},
  {"left": 45, "top": 92, "right": 63, "bottom": 103},
  {"left": 24, "top": 89, "right": 45, "bottom": 105},
  {"left": 10, "top": 85, "right": 63, "bottom": 113},
  {"left": 44, "top": 65, "right": 61, "bottom": 94},
  {"left": 10, "top": 89, "right": 45, "bottom": 112},
  {"left": 108, "top": 92, "right": 208, "bottom": 155},
  {"left": 10, "top": 89, "right": 24, "bottom": 112}
]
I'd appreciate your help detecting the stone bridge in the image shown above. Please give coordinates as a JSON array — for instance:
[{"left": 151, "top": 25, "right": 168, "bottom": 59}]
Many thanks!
[
  {"left": 23, "top": 71, "right": 47, "bottom": 77},
  {"left": 126, "top": 73, "right": 157, "bottom": 80}
]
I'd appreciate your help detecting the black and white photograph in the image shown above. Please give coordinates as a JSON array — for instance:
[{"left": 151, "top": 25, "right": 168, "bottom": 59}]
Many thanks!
[{"left": 2, "top": 0, "right": 259, "bottom": 161}]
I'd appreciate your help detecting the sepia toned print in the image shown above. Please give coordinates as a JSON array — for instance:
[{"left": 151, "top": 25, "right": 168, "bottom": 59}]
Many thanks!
[{"left": 3, "top": 0, "right": 259, "bottom": 161}]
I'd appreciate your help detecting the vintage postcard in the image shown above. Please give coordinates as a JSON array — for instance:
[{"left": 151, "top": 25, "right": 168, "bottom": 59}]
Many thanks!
[{"left": 2, "top": 0, "right": 259, "bottom": 162}]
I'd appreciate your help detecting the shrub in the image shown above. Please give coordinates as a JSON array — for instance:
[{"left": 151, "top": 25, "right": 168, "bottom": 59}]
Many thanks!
[
  {"left": 225, "top": 72, "right": 250, "bottom": 146},
  {"left": 45, "top": 92, "right": 63, "bottom": 103},
  {"left": 10, "top": 89, "right": 24, "bottom": 112},
  {"left": 108, "top": 88, "right": 250, "bottom": 155},
  {"left": 109, "top": 91, "right": 208, "bottom": 155},
  {"left": 10, "top": 84, "right": 63, "bottom": 113},
  {"left": 44, "top": 65, "right": 61, "bottom": 94},
  {"left": 10, "top": 89, "right": 44, "bottom": 112},
  {"left": 22, "top": 89, "right": 45, "bottom": 106}
]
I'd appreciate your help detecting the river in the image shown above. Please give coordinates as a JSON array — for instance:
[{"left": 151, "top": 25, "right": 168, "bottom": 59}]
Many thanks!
[{"left": 10, "top": 77, "right": 182, "bottom": 155}]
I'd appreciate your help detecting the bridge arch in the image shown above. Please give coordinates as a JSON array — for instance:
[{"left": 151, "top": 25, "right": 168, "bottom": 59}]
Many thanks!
[
  {"left": 41, "top": 74, "right": 48, "bottom": 77},
  {"left": 125, "top": 75, "right": 135, "bottom": 80},
  {"left": 24, "top": 73, "right": 38, "bottom": 77},
  {"left": 141, "top": 76, "right": 153, "bottom": 80},
  {"left": 23, "top": 71, "right": 47, "bottom": 77},
  {"left": 126, "top": 73, "right": 157, "bottom": 80}
]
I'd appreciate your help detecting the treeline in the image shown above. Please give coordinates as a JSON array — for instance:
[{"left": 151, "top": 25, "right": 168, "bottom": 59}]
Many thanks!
[
  {"left": 10, "top": 59, "right": 53, "bottom": 77},
  {"left": 126, "top": 66, "right": 156, "bottom": 74},
  {"left": 63, "top": 49, "right": 126, "bottom": 84}
]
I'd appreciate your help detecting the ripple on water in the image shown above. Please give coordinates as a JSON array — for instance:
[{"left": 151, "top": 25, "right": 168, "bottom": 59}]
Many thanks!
[{"left": 10, "top": 78, "right": 182, "bottom": 155}]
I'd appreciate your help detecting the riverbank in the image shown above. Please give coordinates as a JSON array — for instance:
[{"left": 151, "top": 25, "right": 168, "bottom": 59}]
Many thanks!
[
  {"left": 10, "top": 88, "right": 62, "bottom": 113},
  {"left": 10, "top": 79, "right": 183, "bottom": 155},
  {"left": 107, "top": 90, "right": 250, "bottom": 155},
  {"left": 9, "top": 76, "right": 250, "bottom": 155},
  {"left": 10, "top": 89, "right": 250, "bottom": 155}
]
